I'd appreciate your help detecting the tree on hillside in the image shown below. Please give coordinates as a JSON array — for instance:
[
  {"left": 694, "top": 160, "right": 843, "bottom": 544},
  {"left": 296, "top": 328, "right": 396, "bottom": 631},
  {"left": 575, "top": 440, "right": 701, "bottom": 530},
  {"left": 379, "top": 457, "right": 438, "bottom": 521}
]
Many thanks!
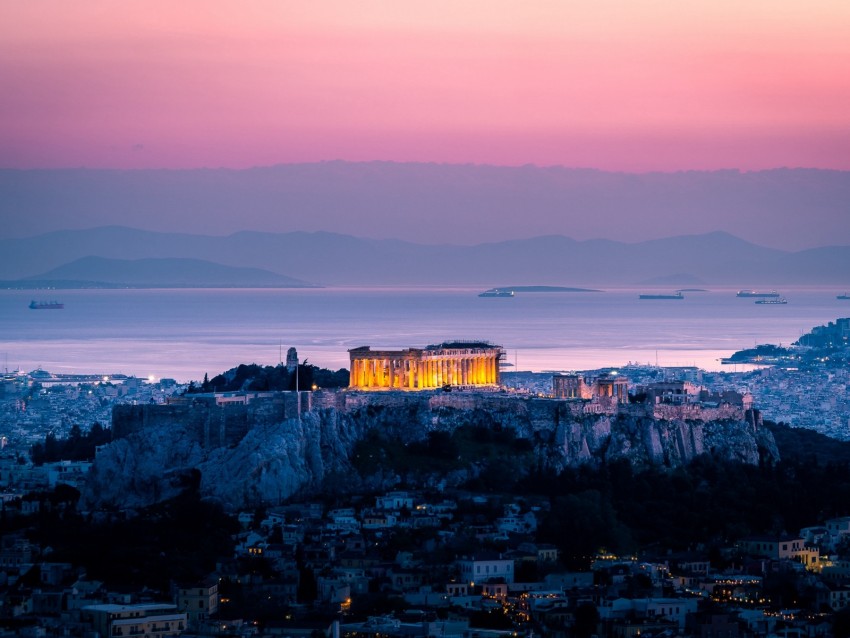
[
  {"left": 31, "top": 423, "right": 112, "bottom": 464},
  {"left": 186, "top": 362, "right": 349, "bottom": 394}
]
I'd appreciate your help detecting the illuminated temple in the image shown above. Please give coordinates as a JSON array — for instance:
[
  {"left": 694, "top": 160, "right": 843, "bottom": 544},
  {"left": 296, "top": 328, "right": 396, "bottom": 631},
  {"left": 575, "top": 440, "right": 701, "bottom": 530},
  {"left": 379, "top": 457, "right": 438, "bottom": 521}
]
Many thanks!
[{"left": 348, "top": 341, "right": 504, "bottom": 390}]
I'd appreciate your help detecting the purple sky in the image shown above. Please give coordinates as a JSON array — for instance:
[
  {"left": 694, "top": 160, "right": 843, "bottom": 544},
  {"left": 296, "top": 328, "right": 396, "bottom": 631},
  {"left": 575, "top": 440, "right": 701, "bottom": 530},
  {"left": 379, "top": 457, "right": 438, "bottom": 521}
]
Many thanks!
[
  {"left": 1, "top": 2, "right": 849, "bottom": 250},
  {"left": 2, "top": 2, "right": 849, "bottom": 172}
]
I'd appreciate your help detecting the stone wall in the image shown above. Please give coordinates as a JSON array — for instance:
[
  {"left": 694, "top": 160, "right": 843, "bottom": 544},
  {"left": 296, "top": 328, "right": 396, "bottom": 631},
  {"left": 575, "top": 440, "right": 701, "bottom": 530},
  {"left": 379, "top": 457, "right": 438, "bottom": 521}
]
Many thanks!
[
  {"left": 651, "top": 402, "right": 746, "bottom": 422},
  {"left": 113, "top": 393, "right": 314, "bottom": 449}
]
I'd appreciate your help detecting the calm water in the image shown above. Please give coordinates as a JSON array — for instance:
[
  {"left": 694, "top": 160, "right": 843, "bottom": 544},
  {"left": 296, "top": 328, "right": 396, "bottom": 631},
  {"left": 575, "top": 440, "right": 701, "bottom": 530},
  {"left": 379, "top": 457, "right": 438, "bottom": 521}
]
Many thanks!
[{"left": 1, "top": 287, "right": 847, "bottom": 382}]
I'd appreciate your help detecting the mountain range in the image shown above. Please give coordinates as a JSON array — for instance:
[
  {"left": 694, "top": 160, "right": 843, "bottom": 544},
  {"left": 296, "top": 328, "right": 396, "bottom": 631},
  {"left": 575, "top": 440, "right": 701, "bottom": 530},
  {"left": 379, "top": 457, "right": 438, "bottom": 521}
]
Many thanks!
[
  {"left": 2, "top": 226, "right": 848, "bottom": 287},
  {"left": 2, "top": 163, "right": 849, "bottom": 251}
]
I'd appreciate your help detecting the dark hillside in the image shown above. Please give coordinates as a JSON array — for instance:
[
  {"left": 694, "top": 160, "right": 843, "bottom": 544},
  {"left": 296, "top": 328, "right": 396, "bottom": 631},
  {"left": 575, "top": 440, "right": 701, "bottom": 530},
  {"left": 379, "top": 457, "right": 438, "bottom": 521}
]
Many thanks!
[{"left": 765, "top": 420, "right": 850, "bottom": 464}]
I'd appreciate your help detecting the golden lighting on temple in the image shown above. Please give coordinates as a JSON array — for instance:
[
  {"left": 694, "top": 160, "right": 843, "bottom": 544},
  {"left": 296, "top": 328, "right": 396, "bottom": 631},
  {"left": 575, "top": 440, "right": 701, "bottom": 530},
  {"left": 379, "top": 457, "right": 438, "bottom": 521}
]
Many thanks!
[{"left": 348, "top": 341, "right": 504, "bottom": 391}]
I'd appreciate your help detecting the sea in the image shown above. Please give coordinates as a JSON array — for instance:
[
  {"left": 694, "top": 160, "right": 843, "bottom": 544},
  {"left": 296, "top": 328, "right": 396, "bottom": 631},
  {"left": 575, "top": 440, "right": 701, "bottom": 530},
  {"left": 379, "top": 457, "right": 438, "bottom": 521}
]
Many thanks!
[{"left": 2, "top": 287, "right": 848, "bottom": 383}]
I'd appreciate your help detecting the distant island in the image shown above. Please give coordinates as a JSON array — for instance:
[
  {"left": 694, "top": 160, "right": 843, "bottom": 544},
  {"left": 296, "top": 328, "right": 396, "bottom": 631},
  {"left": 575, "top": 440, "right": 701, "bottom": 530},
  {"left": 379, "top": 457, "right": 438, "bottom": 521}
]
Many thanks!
[
  {"left": 489, "top": 285, "right": 602, "bottom": 293},
  {"left": 10, "top": 256, "right": 317, "bottom": 289}
]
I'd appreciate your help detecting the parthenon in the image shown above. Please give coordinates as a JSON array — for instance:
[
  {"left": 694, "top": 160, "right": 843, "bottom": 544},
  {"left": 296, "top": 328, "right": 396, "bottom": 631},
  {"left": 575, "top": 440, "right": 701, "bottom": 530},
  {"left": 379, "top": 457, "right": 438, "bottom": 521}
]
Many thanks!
[{"left": 348, "top": 341, "right": 504, "bottom": 390}]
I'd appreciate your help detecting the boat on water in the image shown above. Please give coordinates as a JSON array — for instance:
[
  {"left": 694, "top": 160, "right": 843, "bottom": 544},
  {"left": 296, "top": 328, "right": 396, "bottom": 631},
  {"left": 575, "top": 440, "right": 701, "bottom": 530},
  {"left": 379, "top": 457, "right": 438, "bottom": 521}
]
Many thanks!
[
  {"left": 29, "top": 300, "right": 64, "bottom": 310},
  {"left": 737, "top": 290, "right": 780, "bottom": 298},
  {"left": 639, "top": 292, "right": 684, "bottom": 300},
  {"left": 755, "top": 298, "right": 787, "bottom": 305},
  {"left": 838, "top": 293, "right": 850, "bottom": 300},
  {"left": 478, "top": 289, "right": 515, "bottom": 298}
]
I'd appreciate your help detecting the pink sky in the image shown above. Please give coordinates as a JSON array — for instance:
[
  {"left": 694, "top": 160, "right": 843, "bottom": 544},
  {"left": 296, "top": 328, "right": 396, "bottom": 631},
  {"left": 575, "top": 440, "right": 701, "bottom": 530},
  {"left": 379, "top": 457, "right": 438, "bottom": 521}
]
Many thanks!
[{"left": 2, "top": 1, "right": 849, "bottom": 172}]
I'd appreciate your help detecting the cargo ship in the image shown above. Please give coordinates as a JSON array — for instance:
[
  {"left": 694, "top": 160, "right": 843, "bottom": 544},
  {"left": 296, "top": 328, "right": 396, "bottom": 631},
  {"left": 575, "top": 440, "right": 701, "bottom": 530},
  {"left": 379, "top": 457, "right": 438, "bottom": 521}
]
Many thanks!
[
  {"left": 29, "top": 301, "right": 64, "bottom": 310},
  {"left": 478, "top": 289, "right": 515, "bottom": 298},
  {"left": 639, "top": 291, "right": 684, "bottom": 300},
  {"left": 838, "top": 293, "right": 850, "bottom": 300},
  {"left": 736, "top": 290, "right": 780, "bottom": 298}
]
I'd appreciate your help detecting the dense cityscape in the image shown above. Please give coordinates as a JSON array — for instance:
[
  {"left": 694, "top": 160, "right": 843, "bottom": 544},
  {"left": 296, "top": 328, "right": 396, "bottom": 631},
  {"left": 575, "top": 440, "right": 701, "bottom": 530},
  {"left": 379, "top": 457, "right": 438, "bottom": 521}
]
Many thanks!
[
  {"left": 4, "top": 0, "right": 850, "bottom": 636},
  {"left": 0, "top": 317, "right": 848, "bottom": 637}
]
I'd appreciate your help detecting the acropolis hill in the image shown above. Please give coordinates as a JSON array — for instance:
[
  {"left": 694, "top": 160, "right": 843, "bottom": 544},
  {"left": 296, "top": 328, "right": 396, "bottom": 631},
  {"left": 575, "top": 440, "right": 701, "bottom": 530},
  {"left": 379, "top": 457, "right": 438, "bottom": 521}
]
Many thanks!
[{"left": 93, "top": 386, "right": 778, "bottom": 512}]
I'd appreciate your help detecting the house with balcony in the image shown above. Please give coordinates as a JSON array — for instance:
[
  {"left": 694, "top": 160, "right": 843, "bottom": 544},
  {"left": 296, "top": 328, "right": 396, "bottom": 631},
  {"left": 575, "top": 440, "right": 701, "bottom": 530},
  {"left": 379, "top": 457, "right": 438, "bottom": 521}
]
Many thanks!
[{"left": 80, "top": 603, "right": 187, "bottom": 638}]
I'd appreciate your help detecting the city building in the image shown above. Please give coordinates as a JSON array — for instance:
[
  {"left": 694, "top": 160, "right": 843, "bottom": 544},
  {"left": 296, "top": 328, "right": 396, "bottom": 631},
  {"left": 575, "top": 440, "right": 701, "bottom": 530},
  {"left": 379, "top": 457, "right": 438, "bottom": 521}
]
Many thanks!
[
  {"left": 737, "top": 535, "right": 807, "bottom": 561},
  {"left": 826, "top": 516, "right": 850, "bottom": 539},
  {"left": 80, "top": 603, "right": 187, "bottom": 638},
  {"left": 456, "top": 552, "right": 515, "bottom": 585},
  {"left": 176, "top": 579, "right": 219, "bottom": 627}
]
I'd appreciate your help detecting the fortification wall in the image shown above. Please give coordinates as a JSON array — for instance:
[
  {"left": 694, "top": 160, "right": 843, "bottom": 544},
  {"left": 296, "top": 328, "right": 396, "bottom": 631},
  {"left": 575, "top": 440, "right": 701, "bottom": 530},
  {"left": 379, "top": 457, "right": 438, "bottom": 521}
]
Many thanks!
[
  {"left": 113, "top": 396, "right": 290, "bottom": 449},
  {"left": 113, "top": 404, "right": 208, "bottom": 440},
  {"left": 652, "top": 403, "right": 745, "bottom": 422}
]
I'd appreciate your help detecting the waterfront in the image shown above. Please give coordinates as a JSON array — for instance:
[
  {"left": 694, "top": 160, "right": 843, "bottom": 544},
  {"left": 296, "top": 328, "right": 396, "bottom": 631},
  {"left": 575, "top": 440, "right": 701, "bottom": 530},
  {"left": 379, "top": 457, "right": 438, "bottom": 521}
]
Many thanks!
[{"left": 2, "top": 286, "right": 847, "bottom": 382}]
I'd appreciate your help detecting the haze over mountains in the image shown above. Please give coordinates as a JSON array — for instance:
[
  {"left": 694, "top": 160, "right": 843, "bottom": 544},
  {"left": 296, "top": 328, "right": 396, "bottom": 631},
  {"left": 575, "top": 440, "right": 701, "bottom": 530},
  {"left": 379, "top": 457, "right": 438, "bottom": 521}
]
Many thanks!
[
  {"left": 23, "top": 256, "right": 313, "bottom": 288},
  {"left": 3, "top": 226, "right": 848, "bottom": 287},
  {"left": 2, "top": 162, "right": 850, "bottom": 251},
  {"left": 3, "top": 162, "right": 848, "bottom": 287}
]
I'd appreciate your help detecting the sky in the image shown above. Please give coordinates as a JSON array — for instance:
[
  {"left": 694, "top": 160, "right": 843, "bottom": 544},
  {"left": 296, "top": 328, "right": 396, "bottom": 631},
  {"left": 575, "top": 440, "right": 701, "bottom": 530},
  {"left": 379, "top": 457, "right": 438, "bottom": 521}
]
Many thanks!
[{"left": 2, "top": 1, "right": 850, "bottom": 173}]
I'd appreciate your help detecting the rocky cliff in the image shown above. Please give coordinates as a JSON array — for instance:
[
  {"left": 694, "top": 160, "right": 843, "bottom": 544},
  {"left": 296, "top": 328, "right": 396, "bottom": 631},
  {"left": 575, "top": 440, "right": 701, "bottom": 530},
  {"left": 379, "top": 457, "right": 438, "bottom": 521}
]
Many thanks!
[{"left": 80, "top": 392, "right": 779, "bottom": 511}]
